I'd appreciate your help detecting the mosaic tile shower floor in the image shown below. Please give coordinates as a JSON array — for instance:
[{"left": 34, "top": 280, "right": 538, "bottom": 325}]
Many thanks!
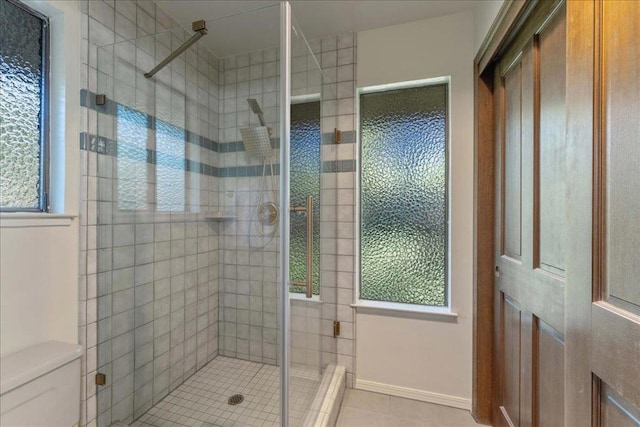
[{"left": 129, "top": 357, "right": 320, "bottom": 427}]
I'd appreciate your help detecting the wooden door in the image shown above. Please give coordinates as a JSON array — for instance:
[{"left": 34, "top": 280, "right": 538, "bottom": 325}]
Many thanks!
[
  {"left": 493, "top": 2, "right": 567, "bottom": 426},
  {"left": 566, "top": 1, "right": 640, "bottom": 426}
]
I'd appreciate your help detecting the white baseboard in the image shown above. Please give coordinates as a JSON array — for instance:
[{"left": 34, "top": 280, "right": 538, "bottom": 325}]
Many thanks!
[{"left": 355, "top": 379, "right": 472, "bottom": 411}]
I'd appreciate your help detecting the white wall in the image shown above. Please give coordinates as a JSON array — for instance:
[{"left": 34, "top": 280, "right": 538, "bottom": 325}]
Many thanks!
[
  {"left": 355, "top": 10, "right": 475, "bottom": 407},
  {"left": 473, "top": 0, "right": 505, "bottom": 56},
  {"left": 0, "top": 0, "right": 81, "bottom": 357},
  {"left": 1, "top": 224, "right": 79, "bottom": 356}
]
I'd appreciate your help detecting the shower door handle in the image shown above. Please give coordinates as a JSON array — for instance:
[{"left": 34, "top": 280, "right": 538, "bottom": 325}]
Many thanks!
[{"left": 290, "top": 195, "right": 313, "bottom": 298}]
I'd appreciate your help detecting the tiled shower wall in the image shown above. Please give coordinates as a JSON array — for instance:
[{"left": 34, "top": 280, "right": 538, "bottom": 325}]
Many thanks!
[
  {"left": 78, "top": 1, "right": 221, "bottom": 425},
  {"left": 315, "top": 33, "right": 358, "bottom": 389},
  {"left": 217, "top": 47, "right": 282, "bottom": 364}
]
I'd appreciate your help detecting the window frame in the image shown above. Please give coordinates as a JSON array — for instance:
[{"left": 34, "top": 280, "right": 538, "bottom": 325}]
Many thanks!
[
  {"left": 354, "top": 77, "right": 455, "bottom": 318},
  {"left": 1, "top": 0, "right": 50, "bottom": 213}
]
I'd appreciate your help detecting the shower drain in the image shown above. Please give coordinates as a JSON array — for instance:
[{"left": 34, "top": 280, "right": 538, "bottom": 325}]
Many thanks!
[{"left": 228, "top": 394, "right": 245, "bottom": 405}]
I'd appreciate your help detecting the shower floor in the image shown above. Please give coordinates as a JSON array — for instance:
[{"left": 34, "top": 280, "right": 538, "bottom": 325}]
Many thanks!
[{"left": 130, "top": 357, "right": 321, "bottom": 427}]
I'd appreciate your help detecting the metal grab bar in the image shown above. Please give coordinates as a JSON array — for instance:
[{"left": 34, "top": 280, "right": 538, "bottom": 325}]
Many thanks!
[{"left": 290, "top": 195, "right": 313, "bottom": 298}]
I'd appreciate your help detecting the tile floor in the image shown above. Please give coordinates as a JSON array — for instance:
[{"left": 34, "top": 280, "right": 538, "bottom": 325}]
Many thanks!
[
  {"left": 129, "top": 357, "right": 321, "bottom": 427},
  {"left": 336, "top": 389, "right": 480, "bottom": 427}
]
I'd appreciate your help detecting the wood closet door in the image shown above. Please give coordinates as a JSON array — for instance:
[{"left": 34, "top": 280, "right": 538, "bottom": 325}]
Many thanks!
[
  {"left": 565, "top": 1, "right": 640, "bottom": 425},
  {"left": 493, "top": 2, "right": 566, "bottom": 426}
]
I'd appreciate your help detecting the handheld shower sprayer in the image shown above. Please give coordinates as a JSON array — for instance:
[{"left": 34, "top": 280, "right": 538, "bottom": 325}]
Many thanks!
[{"left": 239, "top": 98, "right": 278, "bottom": 243}]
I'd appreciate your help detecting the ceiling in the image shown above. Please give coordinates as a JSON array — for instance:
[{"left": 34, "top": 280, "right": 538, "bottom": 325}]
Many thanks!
[{"left": 155, "top": 1, "right": 478, "bottom": 58}]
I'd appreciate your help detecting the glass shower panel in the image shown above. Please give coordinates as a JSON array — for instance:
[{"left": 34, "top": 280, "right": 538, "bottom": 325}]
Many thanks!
[
  {"left": 93, "top": 4, "right": 285, "bottom": 425},
  {"left": 285, "top": 11, "right": 337, "bottom": 426}
]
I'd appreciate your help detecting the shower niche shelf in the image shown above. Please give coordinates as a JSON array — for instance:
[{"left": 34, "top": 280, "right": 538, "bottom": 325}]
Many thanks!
[
  {"left": 202, "top": 212, "right": 236, "bottom": 221},
  {"left": 203, "top": 191, "right": 237, "bottom": 221}
]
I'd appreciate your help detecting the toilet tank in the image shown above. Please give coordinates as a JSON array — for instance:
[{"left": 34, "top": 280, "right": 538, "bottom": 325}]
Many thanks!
[{"left": 0, "top": 341, "right": 83, "bottom": 427}]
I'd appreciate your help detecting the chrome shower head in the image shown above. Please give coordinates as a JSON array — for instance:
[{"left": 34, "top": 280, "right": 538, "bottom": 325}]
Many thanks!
[{"left": 247, "top": 98, "right": 266, "bottom": 126}]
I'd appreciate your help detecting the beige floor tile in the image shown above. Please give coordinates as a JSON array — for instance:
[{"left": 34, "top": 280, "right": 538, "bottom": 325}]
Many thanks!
[
  {"left": 335, "top": 407, "right": 398, "bottom": 427},
  {"left": 337, "top": 391, "right": 480, "bottom": 427},
  {"left": 336, "top": 407, "right": 450, "bottom": 427},
  {"left": 384, "top": 415, "right": 426, "bottom": 427},
  {"left": 336, "top": 407, "right": 381, "bottom": 426},
  {"left": 436, "top": 407, "right": 479, "bottom": 427},
  {"left": 387, "top": 396, "right": 443, "bottom": 420},
  {"left": 341, "top": 389, "right": 390, "bottom": 414}
]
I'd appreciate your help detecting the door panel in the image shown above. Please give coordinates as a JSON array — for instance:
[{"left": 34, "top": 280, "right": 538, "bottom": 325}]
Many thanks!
[
  {"left": 494, "top": 3, "right": 566, "bottom": 426},
  {"left": 503, "top": 64, "right": 523, "bottom": 261},
  {"left": 592, "top": 304, "right": 640, "bottom": 406},
  {"left": 600, "top": 384, "right": 640, "bottom": 427},
  {"left": 501, "top": 295, "right": 522, "bottom": 426},
  {"left": 535, "top": 319, "right": 564, "bottom": 426},
  {"left": 603, "top": 0, "right": 640, "bottom": 311},
  {"left": 537, "top": 9, "right": 566, "bottom": 276},
  {"left": 591, "top": 0, "right": 640, "bottom": 418}
]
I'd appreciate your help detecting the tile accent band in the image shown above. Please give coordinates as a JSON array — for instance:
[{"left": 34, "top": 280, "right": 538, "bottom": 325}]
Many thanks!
[
  {"left": 80, "top": 91, "right": 355, "bottom": 176},
  {"left": 81, "top": 90, "right": 353, "bottom": 153}
]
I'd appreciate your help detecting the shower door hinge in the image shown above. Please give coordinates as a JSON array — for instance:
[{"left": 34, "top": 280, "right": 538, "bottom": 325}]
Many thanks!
[
  {"left": 95, "top": 373, "right": 106, "bottom": 386},
  {"left": 333, "top": 321, "right": 341, "bottom": 337},
  {"left": 334, "top": 128, "right": 342, "bottom": 144}
]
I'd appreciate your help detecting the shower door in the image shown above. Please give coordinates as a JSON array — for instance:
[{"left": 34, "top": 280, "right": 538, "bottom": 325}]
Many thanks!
[{"left": 283, "top": 10, "right": 341, "bottom": 426}]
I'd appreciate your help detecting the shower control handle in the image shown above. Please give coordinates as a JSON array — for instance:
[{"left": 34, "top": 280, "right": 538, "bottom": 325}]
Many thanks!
[{"left": 290, "top": 196, "right": 314, "bottom": 298}]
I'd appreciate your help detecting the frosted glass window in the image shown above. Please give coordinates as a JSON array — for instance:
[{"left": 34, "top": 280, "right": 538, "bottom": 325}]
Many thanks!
[
  {"left": 117, "top": 105, "right": 148, "bottom": 210},
  {"left": 0, "top": 0, "right": 48, "bottom": 211},
  {"left": 290, "top": 101, "right": 320, "bottom": 295},
  {"left": 156, "top": 120, "right": 185, "bottom": 212},
  {"left": 360, "top": 84, "right": 448, "bottom": 306}
]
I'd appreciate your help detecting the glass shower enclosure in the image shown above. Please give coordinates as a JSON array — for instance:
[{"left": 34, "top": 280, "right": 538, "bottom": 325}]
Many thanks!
[{"left": 90, "top": 2, "right": 334, "bottom": 426}]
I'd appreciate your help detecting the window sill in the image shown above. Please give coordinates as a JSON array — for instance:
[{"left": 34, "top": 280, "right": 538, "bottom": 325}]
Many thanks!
[
  {"left": 289, "top": 292, "right": 322, "bottom": 304},
  {"left": 0, "top": 213, "right": 77, "bottom": 228},
  {"left": 351, "top": 300, "right": 458, "bottom": 322}
]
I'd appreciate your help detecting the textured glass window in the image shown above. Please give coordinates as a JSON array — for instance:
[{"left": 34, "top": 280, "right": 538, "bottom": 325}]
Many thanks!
[
  {"left": 290, "top": 101, "right": 320, "bottom": 295},
  {"left": 156, "top": 119, "right": 185, "bottom": 212},
  {"left": 0, "top": 0, "right": 48, "bottom": 211},
  {"left": 117, "top": 105, "right": 148, "bottom": 210},
  {"left": 360, "top": 84, "right": 448, "bottom": 306}
]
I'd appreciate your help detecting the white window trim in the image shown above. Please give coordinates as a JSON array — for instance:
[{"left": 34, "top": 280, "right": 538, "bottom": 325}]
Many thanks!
[
  {"left": 0, "top": 212, "right": 75, "bottom": 228},
  {"left": 350, "top": 300, "right": 457, "bottom": 320},
  {"left": 354, "top": 76, "right": 455, "bottom": 319},
  {"left": 291, "top": 93, "right": 321, "bottom": 105},
  {"left": 1, "top": 0, "right": 81, "bottom": 226},
  {"left": 289, "top": 292, "right": 322, "bottom": 304}
]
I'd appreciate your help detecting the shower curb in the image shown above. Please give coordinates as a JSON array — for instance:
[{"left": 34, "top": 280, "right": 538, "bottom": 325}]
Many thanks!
[{"left": 301, "top": 365, "right": 346, "bottom": 427}]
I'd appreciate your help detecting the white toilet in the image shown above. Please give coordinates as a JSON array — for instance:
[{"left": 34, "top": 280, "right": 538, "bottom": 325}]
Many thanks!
[{"left": 0, "top": 341, "right": 83, "bottom": 427}]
